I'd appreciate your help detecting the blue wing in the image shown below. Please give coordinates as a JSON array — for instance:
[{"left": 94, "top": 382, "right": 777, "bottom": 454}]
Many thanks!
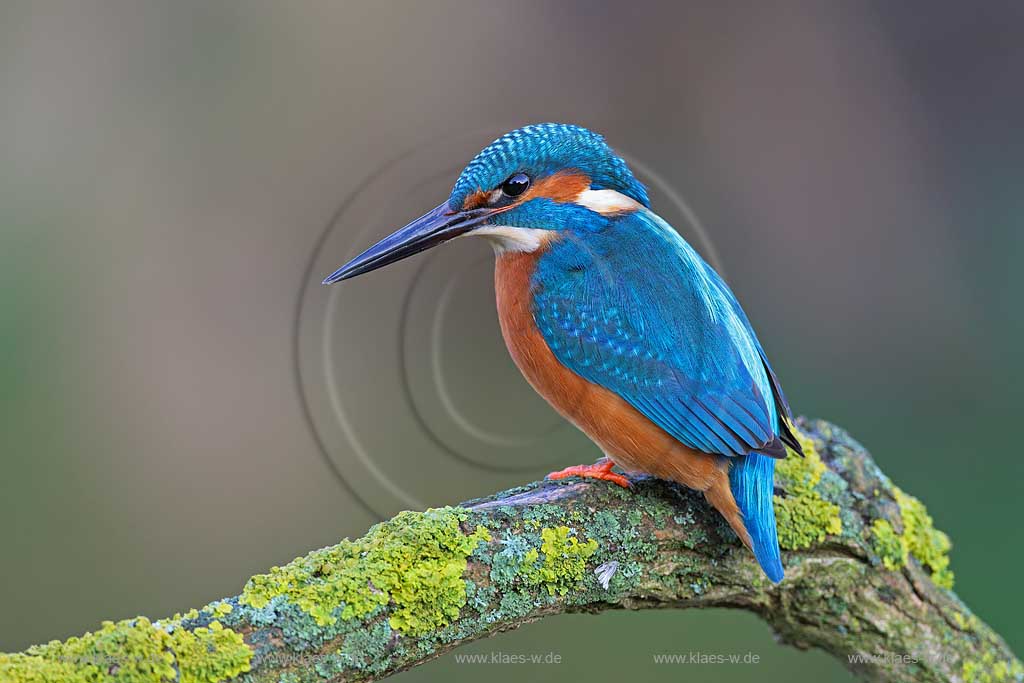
[{"left": 532, "top": 210, "right": 798, "bottom": 458}]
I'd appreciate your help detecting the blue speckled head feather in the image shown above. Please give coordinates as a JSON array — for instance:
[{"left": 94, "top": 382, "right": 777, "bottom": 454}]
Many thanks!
[{"left": 448, "top": 123, "right": 650, "bottom": 211}]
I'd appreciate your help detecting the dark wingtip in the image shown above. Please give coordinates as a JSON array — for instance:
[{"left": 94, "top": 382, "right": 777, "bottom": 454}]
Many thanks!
[
  {"left": 754, "top": 436, "right": 788, "bottom": 459},
  {"left": 780, "top": 424, "right": 805, "bottom": 457}
]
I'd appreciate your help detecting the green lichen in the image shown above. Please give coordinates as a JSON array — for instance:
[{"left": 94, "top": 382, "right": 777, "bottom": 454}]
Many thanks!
[
  {"left": 962, "top": 650, "right": 1024, "bottom": 683},
  {"left": 519, "top": 526, "right": 599, "bottom": 595},
  {"left": 0, "top": 617, "right": 251, "bottom": 683},
  {"left": 870, "top": 518, "right": 907, "bottom": 570},
  {"left": 866, "top": 487, "right": 954, "bottom": 589},
  {"left": 208, "top": 601, "right": 233, "bottom": 619},
  {"left": 894, "top": 487, "right": 954, "bottom": 589},
  {"left": 774, "top": 429, "right": 843, "bottom": 549},
  {"left": 240, "top": 506, "right": 490, "bottom": 636},
  {"left": 954, "top": 611, "right": 981, "bottom": 632},
  {"left": 166, "top": 622, "right": 252, "bottom": 683}
]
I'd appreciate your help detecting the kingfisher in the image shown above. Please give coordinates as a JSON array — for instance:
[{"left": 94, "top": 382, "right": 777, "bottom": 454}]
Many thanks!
[{"left": 323, "top": 123, "right": 803, "bottom": 582}]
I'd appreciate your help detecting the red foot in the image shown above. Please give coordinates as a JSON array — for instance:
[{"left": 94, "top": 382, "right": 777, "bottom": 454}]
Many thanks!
[{"left": 545, "top": 459, "right": 631, "bottom": 488}]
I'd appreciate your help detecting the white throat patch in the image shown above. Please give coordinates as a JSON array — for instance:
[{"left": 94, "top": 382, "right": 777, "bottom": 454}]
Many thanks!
[{"left": 469, "top": 225, "right": 554, "bottom": 254}]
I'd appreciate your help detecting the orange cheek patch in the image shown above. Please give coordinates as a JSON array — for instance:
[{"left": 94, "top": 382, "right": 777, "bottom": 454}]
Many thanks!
[
  {"left": 522, "top": 170, "right": 591, "bottom": 204},
  {"left": 461, "top": 189, "right": 491, "bottom": 210}
]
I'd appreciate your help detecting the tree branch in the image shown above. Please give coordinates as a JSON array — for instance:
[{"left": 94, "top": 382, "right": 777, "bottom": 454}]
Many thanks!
[{"left": 1, "top": 419, "right": 1019, "bottom": 683}]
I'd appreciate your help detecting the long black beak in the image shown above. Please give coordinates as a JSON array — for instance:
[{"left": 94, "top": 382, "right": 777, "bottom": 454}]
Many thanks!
[{"left": 322, "top": 202, "right": 494, "bottom": 284}]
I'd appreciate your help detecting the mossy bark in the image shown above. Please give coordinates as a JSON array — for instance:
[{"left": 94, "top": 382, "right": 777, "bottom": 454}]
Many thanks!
[{"left": 2, "top": 419, "right": 1019, "bottom": 683}]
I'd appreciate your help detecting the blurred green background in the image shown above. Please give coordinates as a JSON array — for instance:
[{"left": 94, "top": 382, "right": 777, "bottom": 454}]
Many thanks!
[{"left": 2, "top": 1, "right": 1022, "bottom": 681}]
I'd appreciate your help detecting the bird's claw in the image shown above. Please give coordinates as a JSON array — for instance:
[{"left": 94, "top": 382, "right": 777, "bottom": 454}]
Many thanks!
[{"left": 545, "top": 460, "right": 631, "bottom": 488}]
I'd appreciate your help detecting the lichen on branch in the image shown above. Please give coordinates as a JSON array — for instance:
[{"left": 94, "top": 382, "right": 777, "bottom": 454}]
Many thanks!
[
  {"left": 0, "top": 614, "right": 251, "bottom": 683},
  {"left": 0, "top": 419, "right": 1017, "bottom": 683},
  {"left": 774, "top": 429, "right": 843, "bottom": 549},
  {"left": 239, "top": 507, "right": 490, "bottom": 635}
]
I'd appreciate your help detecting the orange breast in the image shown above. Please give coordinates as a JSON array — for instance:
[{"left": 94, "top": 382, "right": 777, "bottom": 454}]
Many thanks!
[{"left": 493, "top": 250, "right": 730, "bottom": 494}]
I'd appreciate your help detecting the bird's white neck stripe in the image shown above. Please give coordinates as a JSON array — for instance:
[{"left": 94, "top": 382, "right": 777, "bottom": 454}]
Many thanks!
[{"left": 575, "top": 188, "right": 643, "bottom": 215}]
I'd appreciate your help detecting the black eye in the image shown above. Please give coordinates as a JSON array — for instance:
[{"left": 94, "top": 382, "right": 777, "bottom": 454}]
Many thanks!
[{"left": 500, "top": 172, "right": 530, "bottom": 197}]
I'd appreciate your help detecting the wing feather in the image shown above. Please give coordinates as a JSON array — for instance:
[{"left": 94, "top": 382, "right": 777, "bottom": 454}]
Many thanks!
[{"left": 533, "top": 210, "right": 792, "bottom": 458}]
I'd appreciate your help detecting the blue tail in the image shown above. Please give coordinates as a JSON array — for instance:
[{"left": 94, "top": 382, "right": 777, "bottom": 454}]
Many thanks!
[{"left": 729, "top": 452, "right": 784, "bottom": 582}]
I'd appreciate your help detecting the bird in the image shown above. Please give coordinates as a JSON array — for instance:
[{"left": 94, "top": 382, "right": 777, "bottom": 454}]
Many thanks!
[{"left": 322, "top": 123, "right": 803, "bottom": 582}]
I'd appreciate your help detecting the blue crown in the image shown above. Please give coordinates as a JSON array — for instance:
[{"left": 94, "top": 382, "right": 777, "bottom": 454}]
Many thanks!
[{"left": 448, "top": 123, "right": 650, "bottom": 210}]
